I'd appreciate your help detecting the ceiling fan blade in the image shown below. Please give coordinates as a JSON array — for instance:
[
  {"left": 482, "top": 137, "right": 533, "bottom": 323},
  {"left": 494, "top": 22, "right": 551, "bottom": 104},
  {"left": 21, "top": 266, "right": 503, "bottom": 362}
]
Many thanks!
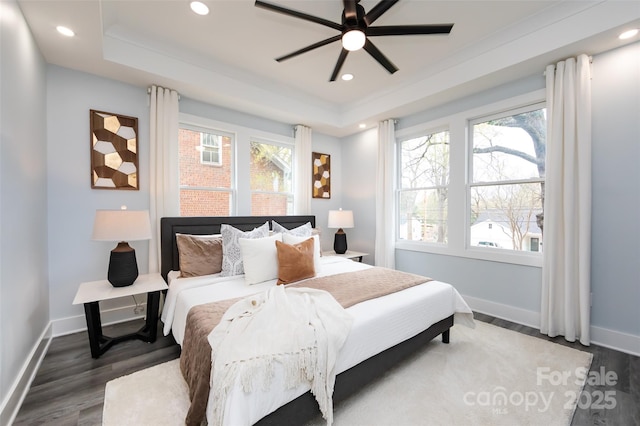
[
  {"left": 329, "top": 49, "right": 349, "bottom": 81},
  {"left": 364, "top": 0, "right": 400, "bottom": 26},
  {"left": 363, "top": 39, "right": 398, "bottom": 74},
  {"left": 276, "top": 35, "right": 342, "bottom": 62},
  {"left": 255, "top": 0, "right": 343, "bottom": 31},
  {"left": 367, "top": 24, "right": 454, "bottom": 36},
  {"left": 343, "top": 0, "right": 358, "bottom": 21}
]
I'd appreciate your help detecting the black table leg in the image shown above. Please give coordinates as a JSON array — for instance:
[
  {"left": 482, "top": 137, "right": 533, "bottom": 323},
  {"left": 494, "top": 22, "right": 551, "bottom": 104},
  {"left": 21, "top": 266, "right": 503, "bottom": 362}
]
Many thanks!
[
  {"left": 82, "top": 290, "right": 162, "bottom": 358},
  {"left": 135, "top": 291, "right": 160, "bottom": 342},
  {"left": 83, "top": 301, "right": 105, "bottom": 358}
]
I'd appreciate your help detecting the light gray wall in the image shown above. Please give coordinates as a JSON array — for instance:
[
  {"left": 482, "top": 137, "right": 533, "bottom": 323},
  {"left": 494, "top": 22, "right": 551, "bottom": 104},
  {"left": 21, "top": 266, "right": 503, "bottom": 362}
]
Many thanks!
[
  {"left": 0, "top": 0, "right": 49, "bottom": 414},
  {"left": 46, "top": 68, "right": 343, "bottom": 329},
  {"left": 590, "top": 42, "right": 640, "bottom": 336},
  {"left": 309, "top": 132, "right": 344, "bottom": 252},
  {"left": 341, "top": 42, "right": 640, "bottom": 341},
  {"left": 340, "top": 128, "right": 378, "bottom": 264},
  {"left": 46, "top": 66, "right": 151, "bottom": 325}
]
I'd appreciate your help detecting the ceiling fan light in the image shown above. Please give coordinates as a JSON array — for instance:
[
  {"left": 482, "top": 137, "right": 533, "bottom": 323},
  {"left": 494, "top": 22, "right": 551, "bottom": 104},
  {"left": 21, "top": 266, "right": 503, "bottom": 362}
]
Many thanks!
[
  {"left": 190, "top": 1, "right": 209, "bottom": 16},
  {"left": 342, "top": 30, "right": 365, "bottom": 51}
]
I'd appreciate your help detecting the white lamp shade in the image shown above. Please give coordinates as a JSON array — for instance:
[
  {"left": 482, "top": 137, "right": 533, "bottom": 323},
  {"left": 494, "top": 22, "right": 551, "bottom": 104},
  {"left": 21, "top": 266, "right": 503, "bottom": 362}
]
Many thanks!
[
  {"left": 342, "top": 29, "right": 365, "bottom": 51},
  {"left": 92, "top": 209, "right": 152, "bottom": 242},
  {"left": 328, "top": 209, "right": 354, "bottom": 229}
]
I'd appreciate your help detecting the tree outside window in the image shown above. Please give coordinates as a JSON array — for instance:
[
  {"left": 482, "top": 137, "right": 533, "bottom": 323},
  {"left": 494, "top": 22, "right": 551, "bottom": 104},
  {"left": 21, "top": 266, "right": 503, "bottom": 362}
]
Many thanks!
[
  {"left": 250, "top": 140, "right": 293, "bottom": 215},
  {"left": 470, "top": 105, "right": 546, "bottom": 252},
  {"left": 398, "top": 130, "right": 450, "bottom": 243}
]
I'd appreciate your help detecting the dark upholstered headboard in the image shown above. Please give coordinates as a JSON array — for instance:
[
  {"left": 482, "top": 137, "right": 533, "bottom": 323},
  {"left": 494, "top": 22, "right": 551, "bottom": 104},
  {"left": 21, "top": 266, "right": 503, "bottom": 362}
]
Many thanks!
[{"left": 160, "top": 215, "right": 316, "bottom": 282}]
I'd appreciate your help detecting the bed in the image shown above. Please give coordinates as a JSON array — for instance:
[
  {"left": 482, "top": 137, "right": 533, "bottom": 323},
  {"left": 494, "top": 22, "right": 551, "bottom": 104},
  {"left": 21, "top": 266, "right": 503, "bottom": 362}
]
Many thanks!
[{"left": 159, "top": 215, "right": 474, "bottom": 425}]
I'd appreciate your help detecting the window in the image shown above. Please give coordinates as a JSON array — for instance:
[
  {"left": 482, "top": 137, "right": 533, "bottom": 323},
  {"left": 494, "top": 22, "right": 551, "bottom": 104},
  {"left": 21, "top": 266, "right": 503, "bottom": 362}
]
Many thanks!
[
  {"left": 250, "top": 140, "right": 293, "bottom": 215},
  {"left": 179, "top": 114, "right": 295, "bottom": 216},
  {"left": 469, "top": 104, "right": 546, "bottom": 252},
  {"left": 398, "top": 129, "right": 450, "bottom": 244},
  {"left": 179, "top": 126, "right": 233, "bottom": 216},
  {"left": 200, "top": 133, "right": 221, "bottom": 165}
]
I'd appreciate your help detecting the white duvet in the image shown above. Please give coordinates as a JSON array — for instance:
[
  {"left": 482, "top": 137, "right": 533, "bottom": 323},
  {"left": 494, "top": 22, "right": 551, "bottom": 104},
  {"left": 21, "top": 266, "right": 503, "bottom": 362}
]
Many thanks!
[{"left": 160, "top": 256, "right": 475, "bottom": 425}]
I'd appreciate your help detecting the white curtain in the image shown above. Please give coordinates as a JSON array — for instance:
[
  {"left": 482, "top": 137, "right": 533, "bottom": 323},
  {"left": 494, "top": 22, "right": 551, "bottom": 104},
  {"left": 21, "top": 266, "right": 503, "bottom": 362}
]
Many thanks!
[
  {"left": 148, "top": 85, "right": 180, "bottom": 273},
  {"left": 294, "top": 124, "right": 312, "bottom": 215},
  {"left": 375, "top": 119, "right": 396, "bottom": 268},
  {"left": 541, "top": 54, "right": 592, "bottom": 345}
]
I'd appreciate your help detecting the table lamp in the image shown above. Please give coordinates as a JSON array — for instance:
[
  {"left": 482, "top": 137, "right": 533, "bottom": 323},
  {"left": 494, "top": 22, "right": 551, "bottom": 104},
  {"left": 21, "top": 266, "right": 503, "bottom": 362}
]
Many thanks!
[
  {"left": 92, "top": 207, "right": 152, "bottom": 287},
  {"left": 328, "top": 209, "right": 354, "bottom": 254}
]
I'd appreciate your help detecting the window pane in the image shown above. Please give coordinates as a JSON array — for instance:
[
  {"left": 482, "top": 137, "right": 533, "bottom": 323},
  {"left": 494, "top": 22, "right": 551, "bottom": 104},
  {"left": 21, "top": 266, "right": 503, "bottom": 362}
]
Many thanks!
[
  {"left": 180, "top": 190, "right": 231, "bottom": 216},
  {"left": 179, "top": 128, "right": 233, "bottom": 216},
  {"left": 250, "top": 141, "right": 292, "bottom": 193},
  {"left": 398, "top": 130, "right": 449, "bottom": 244},
  {"left": 250, "top": 141, "right": 293, "bottom": 215},
  {"left": 401, "top": 131, "right": 449, "bottom": 189},
  {"left": 470, "top": 183, "right": 543, "bottom": 251},
  {"left": 472, "top": 108, "right": 546, "bottom": 183},
  {"left": 398, "top": 189, "right": 448, "bottom": 243},
  {"left": 251, "top": 193, "right": 292, "bottom": 216}
]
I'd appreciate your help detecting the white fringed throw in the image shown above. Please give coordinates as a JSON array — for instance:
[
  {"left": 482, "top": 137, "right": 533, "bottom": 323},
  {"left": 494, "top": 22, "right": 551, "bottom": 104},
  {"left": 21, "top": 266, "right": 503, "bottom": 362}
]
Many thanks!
[{"left": 207, "top": 286, "right": 353, "bottom": 426}]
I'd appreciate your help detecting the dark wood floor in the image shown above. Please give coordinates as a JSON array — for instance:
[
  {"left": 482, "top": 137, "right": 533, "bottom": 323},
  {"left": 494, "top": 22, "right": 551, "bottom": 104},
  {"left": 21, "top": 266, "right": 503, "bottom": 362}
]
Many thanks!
[{"left": 13, "top": 314, "right": 639, "bottom": 425}]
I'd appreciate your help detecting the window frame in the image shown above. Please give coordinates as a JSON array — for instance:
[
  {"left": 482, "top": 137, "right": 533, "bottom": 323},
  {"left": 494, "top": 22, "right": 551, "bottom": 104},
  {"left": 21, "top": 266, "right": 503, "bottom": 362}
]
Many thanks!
[
  {"left": 178, "top": 122, "right": 236, "bottom": 216},
  {"left": 396, "top": 126, "right": 451, "bottom": 246},
  {"left": 178, "top": 113, "right": 295, "bottom": 216},
  {"left": 249, "top": 137, "right": 295, "bottom": 216},
  {"left": 395, "top": 89, "right": 545, "bottom": 268},
  {"left": 467, "top": 101, "right": 546, "bottom": 256}
]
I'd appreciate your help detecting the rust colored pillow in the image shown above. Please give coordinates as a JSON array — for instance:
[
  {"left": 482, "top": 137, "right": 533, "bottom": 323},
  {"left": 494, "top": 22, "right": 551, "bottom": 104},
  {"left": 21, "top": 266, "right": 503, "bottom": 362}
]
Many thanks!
[
  {"left": 275, "top": 238, "right": 316, "bottom": 285},
  {"left": 176, "top": 234, "right": 223, "bottom": 278}
]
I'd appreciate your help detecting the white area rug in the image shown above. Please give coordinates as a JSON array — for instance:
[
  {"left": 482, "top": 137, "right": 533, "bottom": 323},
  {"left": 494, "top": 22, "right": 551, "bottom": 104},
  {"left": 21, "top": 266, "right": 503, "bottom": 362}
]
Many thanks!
[{"left": 103, "top": 322, "right": 592, "bottom": 426}]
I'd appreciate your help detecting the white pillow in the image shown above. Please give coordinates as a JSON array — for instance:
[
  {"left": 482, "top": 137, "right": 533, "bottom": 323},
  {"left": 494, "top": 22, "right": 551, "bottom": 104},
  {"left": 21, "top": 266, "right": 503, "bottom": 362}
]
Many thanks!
[
  {"left": 282, "top": 234, "right": 321, "bottom": 271},
  {"left": 220, "top": 222, "right": 269, "bottom": 276},
  {"left": 272, "top": 221, "right": 312, "bottom": 237},
  {"left": 239, "top": 233, "right": 283, "bottom": 285}
]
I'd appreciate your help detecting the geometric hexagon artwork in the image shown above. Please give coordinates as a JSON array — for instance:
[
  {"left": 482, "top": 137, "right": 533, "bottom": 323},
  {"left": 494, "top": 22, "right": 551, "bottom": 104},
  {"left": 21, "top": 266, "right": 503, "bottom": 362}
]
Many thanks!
[
  {"left": 312, "top": 152, "right": 331, "bottom": 199},
  {"left": 90, "top": 110, "right": 139, "bottom": 190}
]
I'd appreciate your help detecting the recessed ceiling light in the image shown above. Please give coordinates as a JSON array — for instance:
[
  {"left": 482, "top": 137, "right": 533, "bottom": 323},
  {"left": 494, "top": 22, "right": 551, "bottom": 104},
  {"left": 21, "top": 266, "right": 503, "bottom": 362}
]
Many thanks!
[
  {"left": 56, "top": 26, "right": 75, "bottom": 37},
  {"left": 341, "top": 73, "right": 354, "bottom": 81},
  {"left": 619, "top": 29, "right": 639, "bottom": 40},
  {"left": 358, "top": 123, "right": 367, "bottom": 129},
  {"left": 190, "top": 1, "right": 209, "bottom": 16}
]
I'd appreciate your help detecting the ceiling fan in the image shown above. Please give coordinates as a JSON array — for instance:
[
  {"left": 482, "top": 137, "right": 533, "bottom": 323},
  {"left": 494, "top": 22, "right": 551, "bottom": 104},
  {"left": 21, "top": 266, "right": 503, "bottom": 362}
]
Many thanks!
[{"left": 254, "top": 0, "right": 454, "bottom": 81}]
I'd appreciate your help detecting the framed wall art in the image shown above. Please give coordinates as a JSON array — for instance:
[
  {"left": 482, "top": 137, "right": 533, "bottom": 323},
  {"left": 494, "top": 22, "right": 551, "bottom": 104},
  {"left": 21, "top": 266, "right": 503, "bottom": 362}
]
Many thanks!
[
  {"left": 312, "top": 152, "right": 331, "bottom": 199},
  {"left": 90, "top": 109, "right": 139, "bottom": 190}
]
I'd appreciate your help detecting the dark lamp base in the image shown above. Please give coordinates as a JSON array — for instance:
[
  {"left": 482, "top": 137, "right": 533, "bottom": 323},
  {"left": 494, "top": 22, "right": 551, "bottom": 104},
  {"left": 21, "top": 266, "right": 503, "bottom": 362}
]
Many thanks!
[
  {"left": 108, "top": 242, "right": 138, "bottom": 287},
  {"left": 333, "top": 229, "right": 348, "bottom": 254}
]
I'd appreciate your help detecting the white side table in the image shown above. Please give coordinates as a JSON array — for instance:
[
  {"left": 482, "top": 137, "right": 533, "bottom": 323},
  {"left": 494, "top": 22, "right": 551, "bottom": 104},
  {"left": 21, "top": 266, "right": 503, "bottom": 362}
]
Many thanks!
[
  {"left": 72, "top": 273, "right": 168, "bottom": 358},
  {"left": 325, "top": 250, "right": 368, "bottom": 262}
]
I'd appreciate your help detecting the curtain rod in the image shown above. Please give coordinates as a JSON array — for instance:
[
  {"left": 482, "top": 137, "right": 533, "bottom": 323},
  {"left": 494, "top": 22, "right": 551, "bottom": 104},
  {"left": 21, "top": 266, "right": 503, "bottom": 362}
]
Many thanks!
[
  {"left": 543, "top": 55, "right": 593, "bottom": 76},
  {"left": 147, "top": 86, "right": 181, "bottom": 100}
]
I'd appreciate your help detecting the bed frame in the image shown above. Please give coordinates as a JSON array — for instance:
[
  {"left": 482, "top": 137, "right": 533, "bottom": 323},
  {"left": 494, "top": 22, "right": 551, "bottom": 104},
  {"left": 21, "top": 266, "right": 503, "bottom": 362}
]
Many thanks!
[
  {"left": 160, "top": 215, "right": 453, "bottom": 425},
  {"left": 160, "top": 215, "right": 315, "bottom": 282}
]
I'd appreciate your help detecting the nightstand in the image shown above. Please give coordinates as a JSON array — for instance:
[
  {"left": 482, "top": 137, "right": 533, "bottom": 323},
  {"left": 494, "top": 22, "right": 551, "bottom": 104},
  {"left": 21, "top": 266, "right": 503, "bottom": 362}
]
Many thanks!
[
  {"left": 325, "top": 250, "right": 368, "bottom": 262},
  {"left": 72, "top": 273, "right": 168, "bottom": 358}
]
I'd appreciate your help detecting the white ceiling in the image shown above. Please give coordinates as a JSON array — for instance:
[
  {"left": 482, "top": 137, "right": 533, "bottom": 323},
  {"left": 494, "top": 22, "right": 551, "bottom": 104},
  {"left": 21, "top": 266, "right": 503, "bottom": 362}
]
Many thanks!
[{"left": 17, "top": 0, "right": 640, "bottom": 136}]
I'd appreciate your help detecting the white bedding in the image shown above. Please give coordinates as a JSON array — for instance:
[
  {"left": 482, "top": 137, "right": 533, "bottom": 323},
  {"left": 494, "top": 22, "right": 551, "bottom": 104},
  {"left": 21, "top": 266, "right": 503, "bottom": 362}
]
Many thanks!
[{"left": 160, "top": 256, "right": 475, "bottom": 425}]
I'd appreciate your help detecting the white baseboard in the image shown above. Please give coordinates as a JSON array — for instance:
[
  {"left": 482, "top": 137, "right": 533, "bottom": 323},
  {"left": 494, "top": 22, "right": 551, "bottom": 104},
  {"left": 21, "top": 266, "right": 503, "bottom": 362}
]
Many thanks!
[
  {"left": 590, "top": 325, "right": 640, "bottom": 357},
  {"left": 462, "top": 294, "right": 541, "bottom": 329},
  {"left": 462, "top": 294, "right": 640, "bottom": 356},
  {"left": 1, "top": 303, "right": 148, "bottom": 424},
  {"left": 0, "top": 322, "right": 52, "bottom": 426},
  {"left": 52, "top": 301, "right": 147, "bottom": 337}
]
